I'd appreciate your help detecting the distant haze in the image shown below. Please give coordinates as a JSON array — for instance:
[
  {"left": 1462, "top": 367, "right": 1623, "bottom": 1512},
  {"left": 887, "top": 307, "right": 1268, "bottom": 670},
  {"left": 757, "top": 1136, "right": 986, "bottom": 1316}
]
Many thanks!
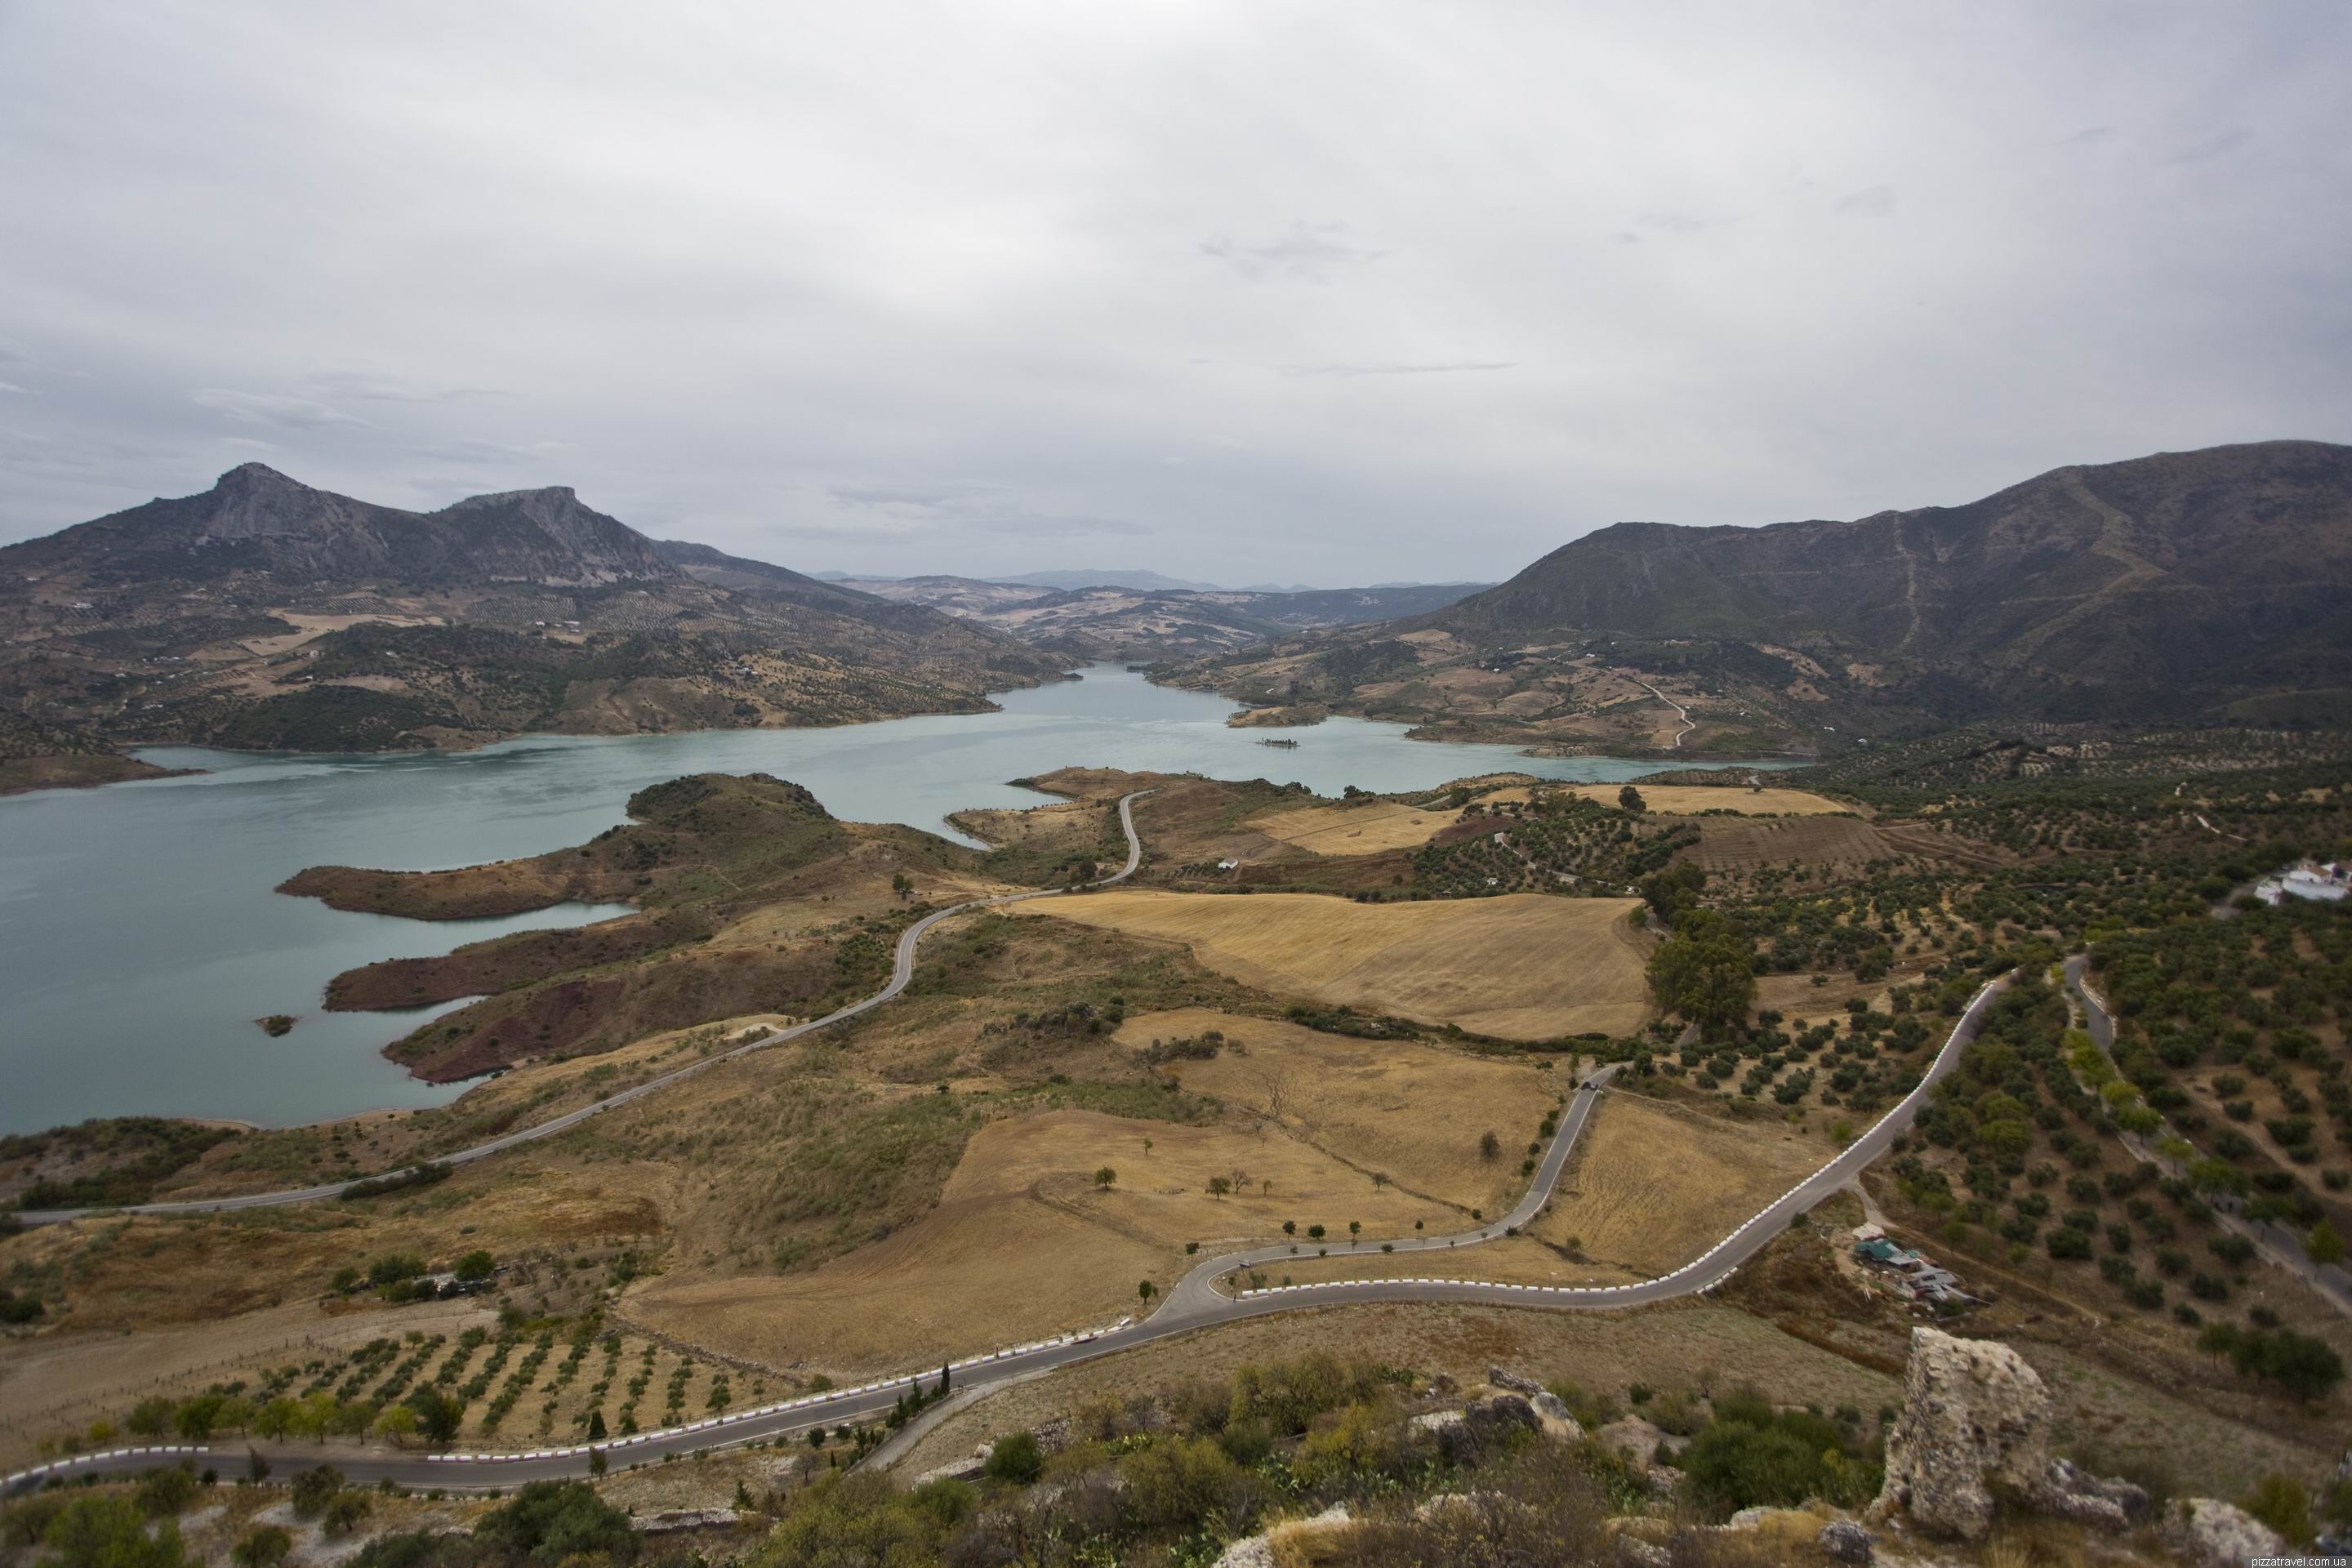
[{"left": 2, "top": 3, "right": 2347, "bottom": 581}]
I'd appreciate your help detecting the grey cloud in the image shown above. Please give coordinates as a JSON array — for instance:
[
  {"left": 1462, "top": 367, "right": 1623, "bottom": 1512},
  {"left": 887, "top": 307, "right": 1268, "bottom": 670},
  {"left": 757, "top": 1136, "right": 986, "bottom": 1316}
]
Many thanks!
[
  {"left": 0, "top": 382, "right": 30, "bottom": 395},
  {"left": 1834, "top": 185, "right": 1896, "bottom": 217},
  {"left": 817, "top": 479, "right": 1147, "bottom": 541},
  {"left": 1200, "top": 223, "right": 1384, "bottom": 281},
  {"left": 0, "top": 5, "right": 2345, "bottom": 585},
  {"left": 831, "top": 482, "right": 996, "bottom": 509},
  {"left": 410, "top": 437, "right": 577, "bottom": 465},
  {"left": 189, "top": 388, "right": 369, "bottom": 428},
  {"left": 2164, "top": 128, "right": 2252, "bottom": 164},
  {"left": 965, "top": 512, "right": 1151, "bottom": 539},
  {"left": 1637, "top": 210, "right": 1737, "bottom": 234},
  {"left": 1276, "top": 362, "right": 1517, "bottom": 377},
  {"left": 306, "top": 372, "right": 503, "bottom": 403}
]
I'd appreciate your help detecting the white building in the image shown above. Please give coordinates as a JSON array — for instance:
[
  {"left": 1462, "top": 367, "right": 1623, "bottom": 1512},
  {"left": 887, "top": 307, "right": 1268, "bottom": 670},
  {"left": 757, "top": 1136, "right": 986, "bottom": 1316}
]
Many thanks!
[{"left": 2255, "top": 860, "right": 2350, "bottom": 906}]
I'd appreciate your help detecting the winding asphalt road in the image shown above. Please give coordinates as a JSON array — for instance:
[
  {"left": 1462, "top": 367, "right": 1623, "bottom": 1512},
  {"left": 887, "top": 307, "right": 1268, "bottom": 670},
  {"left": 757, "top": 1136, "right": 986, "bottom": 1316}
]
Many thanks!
[
  {"left": 6, "top": 964, "right": 2009, "bottom": 1496},
  {"left": 17, "top": 793, "right": 1160, "bottom": 1227}
]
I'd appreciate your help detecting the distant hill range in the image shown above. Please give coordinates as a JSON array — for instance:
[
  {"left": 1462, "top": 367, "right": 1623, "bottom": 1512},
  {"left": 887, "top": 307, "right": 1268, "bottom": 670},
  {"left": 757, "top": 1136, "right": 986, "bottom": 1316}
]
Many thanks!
[
  {"left": 1174, "top": 441, "right": 2352, "bottom": 754},
  {"left": 826, "top": 574, "right": 1494, "bottom": 662},
  {"left": 0, "top": 465, "right": 1067, "bottom": 782}
]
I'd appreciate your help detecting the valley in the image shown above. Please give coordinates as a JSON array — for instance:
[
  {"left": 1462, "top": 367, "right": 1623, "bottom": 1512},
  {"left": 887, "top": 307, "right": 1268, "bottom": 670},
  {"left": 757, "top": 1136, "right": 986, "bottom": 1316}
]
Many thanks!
[
  {"left": 8, "top": 727, "right": 2350, "bottom": 1556},
  {"left": 6, "top": 445, "right": 2352, "bottom": 1561}
]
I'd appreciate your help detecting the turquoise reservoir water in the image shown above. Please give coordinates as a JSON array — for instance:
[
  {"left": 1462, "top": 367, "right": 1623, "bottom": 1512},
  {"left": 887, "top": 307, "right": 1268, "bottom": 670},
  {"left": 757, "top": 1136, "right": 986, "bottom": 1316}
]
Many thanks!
[{"left": 0, "top": 667, "right": 1785, "bottom": 1132}]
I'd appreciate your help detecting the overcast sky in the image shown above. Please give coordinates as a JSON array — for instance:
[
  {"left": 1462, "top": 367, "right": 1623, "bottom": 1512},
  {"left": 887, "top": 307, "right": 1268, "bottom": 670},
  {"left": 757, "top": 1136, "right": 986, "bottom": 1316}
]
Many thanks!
[{"left": 2, "top": 3, "right": 2347, "bottom": 586}]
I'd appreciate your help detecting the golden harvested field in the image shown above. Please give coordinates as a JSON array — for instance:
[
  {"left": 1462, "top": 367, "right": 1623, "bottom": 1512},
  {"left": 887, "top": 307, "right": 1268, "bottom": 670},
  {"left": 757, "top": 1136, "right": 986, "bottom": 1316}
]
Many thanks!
[
  {"left": 627, "top": 1109, "right": 1454, "bottom": 1377},
  {"left": 1530, "top": 1094, "right": 1832, "bottom": 1276},
  {"left": 1112, "top": 1008, "right": 1555, "bottom": 1214},
  {"left": 1245, "top": 800, "right": 1453, "bottom": 855},
  {"left": 1562, "top": 784, "right": 1849, "bottom": 816},
  {"left": 1022, "top": 891, "right": 1650, "bottom": 1039}
]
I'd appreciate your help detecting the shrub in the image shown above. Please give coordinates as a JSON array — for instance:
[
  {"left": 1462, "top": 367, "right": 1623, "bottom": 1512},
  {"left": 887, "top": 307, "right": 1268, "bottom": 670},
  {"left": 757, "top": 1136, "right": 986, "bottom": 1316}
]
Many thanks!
[
  {"left": 232, "top": 1526, "right": 293, "bottom": 1568},
  {"left": 135, "top": 1466, "right": 199, "bottom": 1519},
  {"left": 2243, "top": 1473, "right": 2316, "bottom": 1548},
  {"left": 290, "top": 1465, "right": 345, "bottom": 1520},
  {"left": 982, "top": 1430, "right": 1045, "bottom": 1485},
  {"left": 42, "top": 1494, "right": 191, "bottom": 1568},
  {"left": 473, "top": 1480, "right": 636, "bottom": 1564},
  {"left": 1680, "top": 1392, "right": 1879, "bottom": 1517},
  {"left": 2198, "top": 1323, "right": 2346, "bottom": 1398}
]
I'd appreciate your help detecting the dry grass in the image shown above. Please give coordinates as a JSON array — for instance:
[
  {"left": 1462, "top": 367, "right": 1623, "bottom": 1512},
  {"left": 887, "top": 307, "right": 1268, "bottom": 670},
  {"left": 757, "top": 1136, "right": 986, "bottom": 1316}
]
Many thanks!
[
  {"left": 1111, "top": 1008, "right": 1554, "bottom": 1214},
  {"left": 947, "top": 798, "right": 1111, "bottom": 857},
  {"left": 890, "top": 1297, "right": 1900, "bottom": 1477},
  {"left": 1022, "top": 890, "right": 1650, "bottom": 1039},
  {"left": 1529, "top": 1094, "right": 1832, "bottom": 1276},
  {"left": 626, "top": 1109, "right": 1455, "bottom": 1379},
  {"left": 1564, "top": 784, "right": 1850, "bottom": 816},
  {"left": 1234, "top": 1236, "right": 1641, "bottom": 1290},
  {"left": 1245, "top": 800, "right": 1454, "bottom": 856},
  {"left": 0, "top": 1296, "right": 498, "bottom": 1468}
]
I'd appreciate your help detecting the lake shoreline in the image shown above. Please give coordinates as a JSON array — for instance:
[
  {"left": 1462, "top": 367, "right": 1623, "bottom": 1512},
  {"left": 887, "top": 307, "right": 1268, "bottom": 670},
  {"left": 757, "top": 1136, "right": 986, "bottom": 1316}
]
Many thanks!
[{"left": 1, "top": 666, "right": 1794, "bottom": 1134}]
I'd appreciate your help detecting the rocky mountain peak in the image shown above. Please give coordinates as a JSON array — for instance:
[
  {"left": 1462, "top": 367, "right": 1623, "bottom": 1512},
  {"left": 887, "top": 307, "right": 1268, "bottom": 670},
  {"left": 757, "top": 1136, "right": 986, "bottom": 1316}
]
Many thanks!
[{"left": 196, "top": 461, "right": 360, "bottom": 542}]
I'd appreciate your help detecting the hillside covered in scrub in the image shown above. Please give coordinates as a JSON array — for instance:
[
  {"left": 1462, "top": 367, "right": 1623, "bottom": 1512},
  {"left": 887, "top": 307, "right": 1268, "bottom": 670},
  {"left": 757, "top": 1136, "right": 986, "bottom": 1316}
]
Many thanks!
[{"left": 1171, "top": 441, "right": 2352, "bottom": 755}]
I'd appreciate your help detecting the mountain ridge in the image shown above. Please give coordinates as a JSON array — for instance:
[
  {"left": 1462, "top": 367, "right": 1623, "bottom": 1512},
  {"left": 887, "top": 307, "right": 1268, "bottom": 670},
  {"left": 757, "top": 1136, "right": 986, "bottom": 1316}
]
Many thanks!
[
  {"left": 0, "top": 466, "right": 1070, "bottom": 780},
  {"left": 1174, "top": 439, "right": 2352, "bottom": 751}
]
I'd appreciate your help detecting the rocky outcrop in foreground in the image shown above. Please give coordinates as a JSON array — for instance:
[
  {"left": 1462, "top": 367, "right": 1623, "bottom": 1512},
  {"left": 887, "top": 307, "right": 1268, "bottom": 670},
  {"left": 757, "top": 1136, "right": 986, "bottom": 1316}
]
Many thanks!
[
  {"left": 1869, "top": 1327, "right": 2148, "bottom": 1539},
  {"left": 2162, "top": 1497, "right": 2287, "bottom": 1568}
]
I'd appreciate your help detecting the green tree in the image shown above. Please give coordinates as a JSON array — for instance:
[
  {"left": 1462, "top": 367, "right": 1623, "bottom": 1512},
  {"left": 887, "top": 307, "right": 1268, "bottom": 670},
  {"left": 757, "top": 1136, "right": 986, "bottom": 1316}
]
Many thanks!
[
  {"left": 405, "top": 1389, "right": 466, "bottom": 1447},
  {"left": 1639, "top": 862, "right": 1705, "bottom": 921},
  {"left": 586, "top": 1409, "right": 607, "bottom": 1440},
  {"left": 44, "top": 1495, "right": 191, "bottom": 1568},
  {"left": 474, "top": 1481, "right": 636, "bottom": 1565},
  {"left": 2307, "top": 1219, "right": 2345, "bottom": 1267},
  {"left": 452, "top": 1250, "right": 495, "bottom": 1282},
  {"left": 1619, "top": 785, "right": 1646, "bottom": 814},
  {"left": 320, "top": 1494, "right": 372, "bottom": 1539},
  {"left": 1093, "top": 1166, "right": 1116, "bottom": 1190},
  {"left": 981, "top": 1430, "right": 1045, "bottom": 1485},
  {"left": 230, "top": 1526, "right": 292, "bottom": 1568},
  {"left": 290, "top": 1466, "right": 345, "bottom": 1521},
  {"left": 134, "top": 1468, "right": 198, "bottom": 1520},
  {"left": 1648, "top": 919, "right": 1756, "bottom": 1029}
]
